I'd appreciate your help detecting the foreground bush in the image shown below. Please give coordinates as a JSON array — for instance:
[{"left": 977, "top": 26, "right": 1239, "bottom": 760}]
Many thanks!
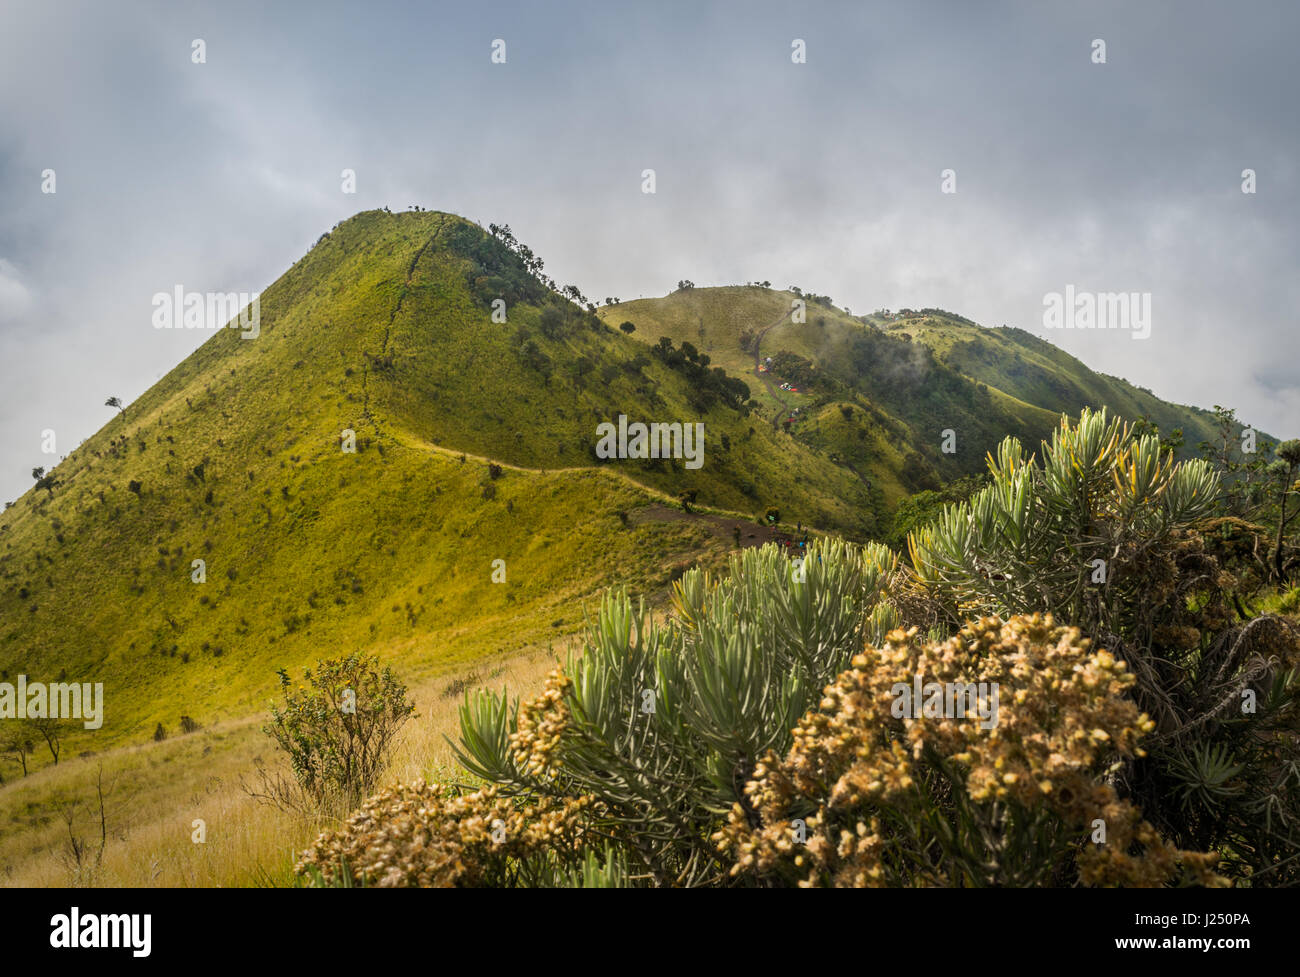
[
  {"left": 296, "top": 781, "right": 602, "bottom": 887},
  {"left": 716, "top": 615, "right": 1224, "bottom": 888},
  {"left": 452, "top": 538, "right": 900, "bottom": 886},
  {"left": 296, "top": 537, "right": 1226, "bottom": 887},
  {"left": 908, "top": 408, "right": 1300, "bottom": 883}
]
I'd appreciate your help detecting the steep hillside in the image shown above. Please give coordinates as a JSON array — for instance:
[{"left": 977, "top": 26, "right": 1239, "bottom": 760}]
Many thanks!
[
  {"left": 875, "top": 311, "right": 1226, "bottom": 455},
  {"left": 603, "top": 287, "right": 1050, "bottom": 495},
  {"left": 0, "top": 211, "right": 873, "bottom": 763}
]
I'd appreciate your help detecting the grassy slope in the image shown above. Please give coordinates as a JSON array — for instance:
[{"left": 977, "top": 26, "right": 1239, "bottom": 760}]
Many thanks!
[
  {"left": 352, "top": 227, "right": 873, "bottom": 532},
  {"left": 602, "top": 288, "right": 914, "bottom": 508}
]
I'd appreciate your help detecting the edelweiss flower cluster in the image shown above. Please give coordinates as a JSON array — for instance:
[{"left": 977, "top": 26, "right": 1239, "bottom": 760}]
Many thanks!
[
  {"left": 509, "top": 667, "right": 571, "bottom": 779},
  {"left": 715, "top": 614, "right": 1226, "bottom": 888},
  {"left": 295, "top": 779, "right": 598, "bottom": 887}
]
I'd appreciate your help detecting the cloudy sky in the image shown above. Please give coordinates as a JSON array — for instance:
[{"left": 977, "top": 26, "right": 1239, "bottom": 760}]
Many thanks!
[{"left": 1, "top": 0, "right": 1296, "bottom": 504}]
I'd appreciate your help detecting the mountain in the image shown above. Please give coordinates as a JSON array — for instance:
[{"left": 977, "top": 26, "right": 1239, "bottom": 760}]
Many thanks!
[
  {"left": 0, "top": 211, "right": 872, "bottom": 759},
  {"left": 0, "top": 210, "right": 1250, "bottom": 763}
]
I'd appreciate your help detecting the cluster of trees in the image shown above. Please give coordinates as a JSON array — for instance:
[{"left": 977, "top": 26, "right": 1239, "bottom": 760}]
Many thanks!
[
  {"left": 649, "top": 337, "right": 750, "bottom": 412},
  {"left": 30, "top": 467, "right": 58, "bottom": 497},
  {"left": 833, "top": 327, "right": 1038, "bottom": 480},
  {"left": 449, "top": 221, "right": 599, "bottom": 320},
  {"left": 788, "top": 285, "right": 836, "bottom": 309},
  {"left": 446, "top": 222, "right": 551, "bottom": 310},
  {"left": 916, "top": 307, "right": 977, "bottom": 325},
  {"left": 766, "top": 350, "right": 818, "bottom": 390},
  {"left": 808, "top": 294, "right": 837, "bottom": 310},
  {"left": 0, "top": 717, "right": 64, "bottom": 779},
  {"left": 444, "top": 223, "right": 615, "bottom": 361}
]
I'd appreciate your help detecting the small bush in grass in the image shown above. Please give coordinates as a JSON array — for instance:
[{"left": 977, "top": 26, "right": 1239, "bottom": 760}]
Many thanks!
[
  {"left": 264, "top": 652, "right": 415, "bottom": 808},
  {"left": 440, "top": 673, "right": 481, "bottom": 700}
]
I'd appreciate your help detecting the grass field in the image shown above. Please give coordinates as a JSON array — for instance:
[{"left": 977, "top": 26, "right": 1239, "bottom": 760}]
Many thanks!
[{"left": 0, "top": 645, "right": 561, "bottom": 887}]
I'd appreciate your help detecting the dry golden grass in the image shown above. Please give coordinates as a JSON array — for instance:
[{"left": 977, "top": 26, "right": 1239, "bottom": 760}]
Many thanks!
[{"left": 0, "top": 646, "right": 562, "bottom": 887}]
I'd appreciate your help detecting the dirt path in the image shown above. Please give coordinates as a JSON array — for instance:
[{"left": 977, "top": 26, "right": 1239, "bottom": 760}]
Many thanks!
[
  {"left": 362, "top": 216, "right": 451, "bottom": 429},
  {"left": 840, "top": 457, "right": 873, "bottom": 490},
  {"left": 397, "top": 432, "right": 764, "bottom": 521},
  {"left": 752, "top": 308, "right": 798, "bottom": 423}
]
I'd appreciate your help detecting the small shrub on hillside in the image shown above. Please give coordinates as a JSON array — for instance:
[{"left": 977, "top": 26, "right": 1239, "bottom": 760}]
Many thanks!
[
  {"left": 440, "top": 673, "right": 481, "bottom": 700},
  {"left": 263, "top": 653, "right": 415, "bottom": 808}
]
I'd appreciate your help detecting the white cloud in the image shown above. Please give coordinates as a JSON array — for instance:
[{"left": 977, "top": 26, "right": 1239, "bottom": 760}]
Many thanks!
[{"left": 0, "top": 260, "right": 33, "bottom": 324}]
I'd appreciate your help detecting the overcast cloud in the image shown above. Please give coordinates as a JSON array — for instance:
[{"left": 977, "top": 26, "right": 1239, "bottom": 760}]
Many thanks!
[{"left": 1, "top": 0, "right": 1296, "bottom": 504}]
